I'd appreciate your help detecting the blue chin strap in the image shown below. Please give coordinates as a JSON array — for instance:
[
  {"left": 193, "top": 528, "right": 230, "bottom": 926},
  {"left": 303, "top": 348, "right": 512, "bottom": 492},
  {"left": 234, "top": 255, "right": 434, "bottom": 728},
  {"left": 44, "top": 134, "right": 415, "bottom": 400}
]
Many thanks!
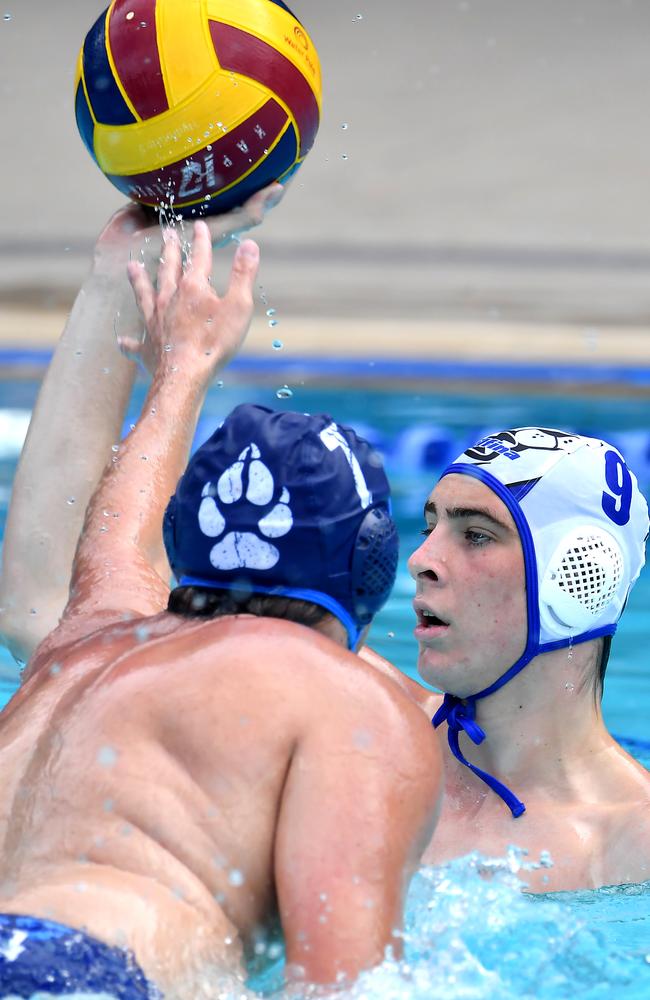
[{"left": 431, "top": 464, "right": 617, "bottom": 819}]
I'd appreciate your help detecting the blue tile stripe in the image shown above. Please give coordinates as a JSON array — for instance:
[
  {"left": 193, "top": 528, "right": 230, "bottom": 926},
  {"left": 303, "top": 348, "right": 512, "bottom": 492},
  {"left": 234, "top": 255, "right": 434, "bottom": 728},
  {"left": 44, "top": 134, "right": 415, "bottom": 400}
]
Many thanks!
[{"left": 1, "top": 350, "right": 649, "bottom": 385}]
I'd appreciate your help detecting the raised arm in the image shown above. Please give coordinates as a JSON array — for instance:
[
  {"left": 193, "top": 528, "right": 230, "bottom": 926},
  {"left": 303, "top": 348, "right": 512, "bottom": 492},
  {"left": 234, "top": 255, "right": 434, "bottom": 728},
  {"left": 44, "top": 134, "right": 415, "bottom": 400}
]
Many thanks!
[
  {"left": 0, "top": 207, "right": 141, "bottom": 665},
  {"left": 56, "top": 222, "right": 259, "bottom": 637},
  {"left": 0, "top": 185, "right": 281, "bottom": 666}
]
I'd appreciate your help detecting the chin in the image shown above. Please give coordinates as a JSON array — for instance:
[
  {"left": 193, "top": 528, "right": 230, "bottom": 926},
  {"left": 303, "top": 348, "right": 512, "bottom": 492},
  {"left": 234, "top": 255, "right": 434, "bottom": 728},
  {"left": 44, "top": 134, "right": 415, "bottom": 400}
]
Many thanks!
[
  {"left": 416, "top": 647, "right": 481, "bottom": 698},
  {"left": 416, "top": 648, "right": 453, "bottom": 692}
]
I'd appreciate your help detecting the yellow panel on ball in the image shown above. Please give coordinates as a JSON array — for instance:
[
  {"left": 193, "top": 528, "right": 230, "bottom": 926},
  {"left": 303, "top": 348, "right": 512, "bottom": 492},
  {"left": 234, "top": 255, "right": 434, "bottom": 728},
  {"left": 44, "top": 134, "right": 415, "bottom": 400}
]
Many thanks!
[{"left": 74, "top": 0, "right": 322, "bottom": 216}]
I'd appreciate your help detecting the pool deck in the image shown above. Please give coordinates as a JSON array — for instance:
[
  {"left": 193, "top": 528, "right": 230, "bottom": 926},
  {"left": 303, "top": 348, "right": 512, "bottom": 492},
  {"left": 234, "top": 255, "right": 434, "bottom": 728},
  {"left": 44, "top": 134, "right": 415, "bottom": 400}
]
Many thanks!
[{"left": 1, "top": 305, "right": 648, "bottom": 395}]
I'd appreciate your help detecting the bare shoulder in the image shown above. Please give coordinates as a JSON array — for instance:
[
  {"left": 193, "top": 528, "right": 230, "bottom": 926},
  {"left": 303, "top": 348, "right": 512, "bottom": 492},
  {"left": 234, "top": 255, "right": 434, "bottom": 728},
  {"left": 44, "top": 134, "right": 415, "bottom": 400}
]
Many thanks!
[
  {"left": 23, "top": 609, "right": 148, "bottom": 684},
  {"left": 358, "top": 644, "right": 443, "bottom": 716},
  {"left": 193, "top": 617, "right": 442, "bottom": 770},
  {"left": 602, "top": 763, "right": 650, "bottom": 886}
]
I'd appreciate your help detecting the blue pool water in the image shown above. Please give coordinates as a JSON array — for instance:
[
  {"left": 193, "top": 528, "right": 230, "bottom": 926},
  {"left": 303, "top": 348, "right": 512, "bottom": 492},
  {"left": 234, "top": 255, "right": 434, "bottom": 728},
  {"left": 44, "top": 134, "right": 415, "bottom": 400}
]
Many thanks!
[{"left": 0, "top": 377, "right": 649, "bottom": 998}]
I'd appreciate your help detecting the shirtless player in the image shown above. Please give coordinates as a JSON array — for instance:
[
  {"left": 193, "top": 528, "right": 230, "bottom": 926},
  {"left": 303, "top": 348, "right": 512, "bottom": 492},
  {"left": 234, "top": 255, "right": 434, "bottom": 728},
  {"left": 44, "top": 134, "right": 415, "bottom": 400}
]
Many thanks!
[
  {"left": 368, "top": 426, "right": 650, "bottom": 892},
  {"left": 0, "top": 208, "right": 441, "bottom": 997}
]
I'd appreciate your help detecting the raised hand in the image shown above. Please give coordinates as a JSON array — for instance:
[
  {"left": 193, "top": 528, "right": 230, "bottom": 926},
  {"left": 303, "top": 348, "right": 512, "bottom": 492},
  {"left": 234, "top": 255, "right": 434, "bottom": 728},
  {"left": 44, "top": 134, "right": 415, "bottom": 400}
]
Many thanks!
[
  {"left": 126, "top": 221, "right": 260, "bottom": 381},
  {"left": 93, "top": 182, "right": 283, "bottom": 275}
]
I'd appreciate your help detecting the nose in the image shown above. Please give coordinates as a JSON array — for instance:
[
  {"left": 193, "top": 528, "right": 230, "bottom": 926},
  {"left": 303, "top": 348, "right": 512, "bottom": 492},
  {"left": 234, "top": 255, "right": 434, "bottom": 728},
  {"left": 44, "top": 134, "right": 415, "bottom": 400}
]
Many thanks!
[{"left": 407, "top": 528, "right": 446, "bottom": 582}]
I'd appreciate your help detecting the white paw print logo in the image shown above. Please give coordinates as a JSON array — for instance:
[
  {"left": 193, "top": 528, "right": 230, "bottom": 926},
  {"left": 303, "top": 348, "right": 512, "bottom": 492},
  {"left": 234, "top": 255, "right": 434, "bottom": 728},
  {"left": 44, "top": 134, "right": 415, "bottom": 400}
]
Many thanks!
[{"left": 197, "top": 443, "right": 293, "bottom": 570}]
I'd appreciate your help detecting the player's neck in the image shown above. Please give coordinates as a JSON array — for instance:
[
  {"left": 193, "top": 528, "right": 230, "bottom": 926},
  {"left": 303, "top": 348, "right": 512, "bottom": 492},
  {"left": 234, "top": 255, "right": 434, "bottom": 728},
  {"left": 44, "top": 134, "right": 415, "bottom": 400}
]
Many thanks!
[{"left": 455, "top": 644, "right": 611, "bottom": 786}]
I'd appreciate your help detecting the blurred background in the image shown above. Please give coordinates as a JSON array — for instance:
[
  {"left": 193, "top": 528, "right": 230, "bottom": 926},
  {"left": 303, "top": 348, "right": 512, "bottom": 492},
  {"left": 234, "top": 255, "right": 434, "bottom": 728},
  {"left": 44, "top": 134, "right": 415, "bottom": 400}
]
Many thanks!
[{"left": 1, "top": 0, "right": 650, "bottom": 355}]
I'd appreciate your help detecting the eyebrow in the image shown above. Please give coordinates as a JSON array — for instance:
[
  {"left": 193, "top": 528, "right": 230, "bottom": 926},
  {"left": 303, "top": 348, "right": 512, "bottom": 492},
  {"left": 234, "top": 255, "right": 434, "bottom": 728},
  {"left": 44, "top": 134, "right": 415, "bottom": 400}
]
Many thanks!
[{"left": 423, "top": 499, "right": 510, "bottom": 532}]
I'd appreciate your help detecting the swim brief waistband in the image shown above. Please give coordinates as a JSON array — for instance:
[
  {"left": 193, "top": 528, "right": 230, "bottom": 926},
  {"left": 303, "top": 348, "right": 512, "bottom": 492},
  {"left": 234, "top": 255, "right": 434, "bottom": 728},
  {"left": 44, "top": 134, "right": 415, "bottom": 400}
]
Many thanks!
[{"left": 0, "top": 912, "right": 161, "bottom": 998}]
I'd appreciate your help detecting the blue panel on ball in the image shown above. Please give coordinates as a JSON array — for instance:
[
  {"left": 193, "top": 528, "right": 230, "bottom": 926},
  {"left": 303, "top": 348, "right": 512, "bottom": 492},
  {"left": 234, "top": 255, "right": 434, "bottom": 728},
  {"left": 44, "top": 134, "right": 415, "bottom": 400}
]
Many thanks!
[
  {"left": 75, "top": 83, "right": 97, "bottom": 162},
  {"left": 83, "top": 7, "right": 136, "bottom": 126},
  {"left": 180, "top": 125, "right": 299, "bottom": 218},
  {"left": 265, "top": 0, "right": 303, "bottom": 27}
]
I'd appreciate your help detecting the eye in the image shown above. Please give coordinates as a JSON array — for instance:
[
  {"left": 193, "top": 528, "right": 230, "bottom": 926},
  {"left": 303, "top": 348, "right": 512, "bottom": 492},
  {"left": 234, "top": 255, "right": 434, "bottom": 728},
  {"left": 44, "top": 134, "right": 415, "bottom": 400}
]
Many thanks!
[
  {"left": 420, "top": 523, "right": 436, "bottom": 537},
  {"left": 465, "top": 528, "right": 492, "bottom": 547}
]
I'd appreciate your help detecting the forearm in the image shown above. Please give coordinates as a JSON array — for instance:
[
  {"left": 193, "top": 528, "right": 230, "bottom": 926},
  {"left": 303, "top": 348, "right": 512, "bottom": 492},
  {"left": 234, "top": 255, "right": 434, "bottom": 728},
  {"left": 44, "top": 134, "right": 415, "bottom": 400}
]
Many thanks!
[
  {"left": 70, "top": 361, "right": 211, "bottom": 605},
  {"left": 0, "top": 268, "right": 137, "bottom": 661}
]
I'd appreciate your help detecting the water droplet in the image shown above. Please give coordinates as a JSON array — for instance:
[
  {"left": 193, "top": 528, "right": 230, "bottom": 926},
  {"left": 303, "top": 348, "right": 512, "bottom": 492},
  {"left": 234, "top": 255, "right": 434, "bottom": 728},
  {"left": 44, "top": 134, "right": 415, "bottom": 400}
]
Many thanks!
[
  {"left": 266, "top": 307, "right": 276, "bottom": 317},
  {"left": 387, "top": 631, "right": 395, "bottom": 638},
  {"left": 216, "top": 379, "right": 224, "bottom": 389},
  {"left": 100, "top": 525, "right": 109, "bottom": 533},
  {"left": 135, "top": 625, "right": 150, "bottom": 643},
  {"left": 268, "top": 318, "right": 278, "bottom": 328},
  {"left": 97, "top": 745, "right": 118, "bottom": 768},
  {"left": 125, "top": 10, "right": 134, "bottom": 20},
  {"left": 341, "top": 122, "right": 349, "bottom": 130},
  {"left": 353, "top": 13, "right": 363, "bottom": 20},
  {"left": 50, "top": 663, "right": 61, "bottom": 676},
  {"left": 228, "top": 868, "right": 245, "bottom": 887},
  {"left": 29, "top": 608, "right": 37, "bottom": 616},
  {"left": 272, "top": 339, "right": 283, "bottom": 350},
  {"left": 163, "top": 344, "right": 172, "bottom": 352},
  {"left": 66, "top": 497, "right": 76, "bottom": 505},
  {"left": 268, "top": 942, "right": 283, "bottom": 960},
  {"left": 276, "top": 385, "right": 293, "bottom": 399},
  {"left": 3, "top": 13, "right": 12, "bottom": 21},
  {"left": 341, "top": 154, "right": 349, "bottom": 160},
  {"left": 564, "top": 681, "right": 575, "bottom": 692},
  {"left": 140, "top": 20, "right": 147, "bottom": 27},
  {"left": 102, "top": 367, "right": 110, "bottom": 374}
]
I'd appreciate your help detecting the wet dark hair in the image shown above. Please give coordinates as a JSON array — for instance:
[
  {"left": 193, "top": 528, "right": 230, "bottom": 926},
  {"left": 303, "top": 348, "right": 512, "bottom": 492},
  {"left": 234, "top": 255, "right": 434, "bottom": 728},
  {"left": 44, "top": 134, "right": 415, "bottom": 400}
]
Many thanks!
[
  {"left": 596, "top": 634, "right": 613, "bottom": 698},
  {"left": 167, "top": 585, "right": 330, "bottom": 631}
]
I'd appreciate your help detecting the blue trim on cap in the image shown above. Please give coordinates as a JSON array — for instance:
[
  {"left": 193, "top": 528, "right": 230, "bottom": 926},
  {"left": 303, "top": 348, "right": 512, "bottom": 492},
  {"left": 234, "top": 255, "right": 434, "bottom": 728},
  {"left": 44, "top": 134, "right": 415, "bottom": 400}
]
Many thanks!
[
  {"left": 435, "top": 461, "right": 543, "bottom": 816},
  {"left": 177, "top": 576, "right": 361, "bottom": 650},
  {"left": 432, "top": 463, "right": 626, "bottom": 817},
  {"left": 441, "top": 461, "right": 541, "bottom": 671},
  {"left": 537, "top": 622, "right": 617, "bottom": 655}
]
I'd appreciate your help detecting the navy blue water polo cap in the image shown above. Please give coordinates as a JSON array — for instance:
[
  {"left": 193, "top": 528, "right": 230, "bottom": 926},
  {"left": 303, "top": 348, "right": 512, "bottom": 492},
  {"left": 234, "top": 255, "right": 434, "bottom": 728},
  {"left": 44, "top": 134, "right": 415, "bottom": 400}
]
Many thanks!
[{"left": 163, "top": 404, "right": 399, "bottom": 648}]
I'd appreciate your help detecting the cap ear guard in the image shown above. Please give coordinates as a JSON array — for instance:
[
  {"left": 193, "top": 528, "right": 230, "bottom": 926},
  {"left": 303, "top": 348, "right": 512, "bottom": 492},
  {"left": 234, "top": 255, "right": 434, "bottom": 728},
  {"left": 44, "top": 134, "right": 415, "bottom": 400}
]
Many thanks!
[
  {"left": 350, "top": 506, "right": 399, "bottom": 625},
  {"left": 539, "top": 526, "right": 625, "bottom": 634},
  {"left": 162, "top": 494, "right": 178, "bottom": 580}
]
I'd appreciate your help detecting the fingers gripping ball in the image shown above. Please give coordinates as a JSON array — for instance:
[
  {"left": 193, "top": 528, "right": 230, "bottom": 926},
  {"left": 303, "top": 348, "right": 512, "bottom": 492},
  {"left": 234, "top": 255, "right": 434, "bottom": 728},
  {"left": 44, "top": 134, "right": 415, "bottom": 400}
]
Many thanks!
[{"left": 74, "top": 0, "right": 321, "bottom": 217}]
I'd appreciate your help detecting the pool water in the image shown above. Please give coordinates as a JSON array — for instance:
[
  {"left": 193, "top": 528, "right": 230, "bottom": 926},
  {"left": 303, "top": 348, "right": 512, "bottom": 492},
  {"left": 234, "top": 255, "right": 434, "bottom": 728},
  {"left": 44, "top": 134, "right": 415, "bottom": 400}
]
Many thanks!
[{"left": 0, "top": 378, "right": 649, "bottom": 998}]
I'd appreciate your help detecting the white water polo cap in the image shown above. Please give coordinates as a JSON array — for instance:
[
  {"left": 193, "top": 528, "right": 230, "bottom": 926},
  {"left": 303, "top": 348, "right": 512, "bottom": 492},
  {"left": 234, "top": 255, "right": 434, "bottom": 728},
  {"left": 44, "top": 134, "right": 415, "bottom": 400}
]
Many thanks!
[
  {"left": 432, "top": 428, "right": 649, "bottom": 819},
  {"left": 444, "top": 428, "right": 648, "bottom": 648}
]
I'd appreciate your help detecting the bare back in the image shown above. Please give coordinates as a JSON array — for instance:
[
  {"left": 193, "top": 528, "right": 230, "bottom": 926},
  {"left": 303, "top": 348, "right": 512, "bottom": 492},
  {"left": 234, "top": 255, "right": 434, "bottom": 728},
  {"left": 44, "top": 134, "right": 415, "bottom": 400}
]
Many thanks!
[{"left": 0, "top": 613, "right": 440, "bottom": 993}]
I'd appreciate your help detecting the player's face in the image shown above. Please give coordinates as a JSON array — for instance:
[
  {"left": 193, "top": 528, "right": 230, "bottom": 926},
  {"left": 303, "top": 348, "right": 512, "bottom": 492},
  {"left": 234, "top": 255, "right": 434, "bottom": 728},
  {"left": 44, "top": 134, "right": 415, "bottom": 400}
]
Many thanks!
[{"left": 408, "top": 474, "right": 527, "bottom": 696}]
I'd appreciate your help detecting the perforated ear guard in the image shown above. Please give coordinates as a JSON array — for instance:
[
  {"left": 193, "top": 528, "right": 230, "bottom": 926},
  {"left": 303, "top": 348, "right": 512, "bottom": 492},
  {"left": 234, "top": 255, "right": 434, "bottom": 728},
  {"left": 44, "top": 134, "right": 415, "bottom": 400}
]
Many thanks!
[
  {"left": 539, "top": 526, "right": 625, "bottom": 634},
  {"left": 350, "top": 505, "right": 399, "bottom": 625}
]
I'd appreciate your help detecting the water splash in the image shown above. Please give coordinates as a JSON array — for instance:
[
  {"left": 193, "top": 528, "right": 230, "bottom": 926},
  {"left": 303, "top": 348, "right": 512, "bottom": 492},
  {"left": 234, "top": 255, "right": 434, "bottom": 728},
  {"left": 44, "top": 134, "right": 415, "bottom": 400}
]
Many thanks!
[{"left": 244, "top": 853, "right": 650, "bottom": 1000}]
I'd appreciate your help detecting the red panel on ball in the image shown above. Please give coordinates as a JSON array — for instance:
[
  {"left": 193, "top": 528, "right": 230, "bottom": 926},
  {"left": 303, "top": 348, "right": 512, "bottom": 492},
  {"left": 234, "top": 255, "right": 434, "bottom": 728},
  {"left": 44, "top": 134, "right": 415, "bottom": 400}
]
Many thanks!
[
  {"left": 209, "top": 21, "right": 318, "bottom": 158},
  {"left": 109, "top": 0, "right": 168, "bottom": 119},
  {"left": 107, "top": 97, "right": 288, "bottom": 206}
]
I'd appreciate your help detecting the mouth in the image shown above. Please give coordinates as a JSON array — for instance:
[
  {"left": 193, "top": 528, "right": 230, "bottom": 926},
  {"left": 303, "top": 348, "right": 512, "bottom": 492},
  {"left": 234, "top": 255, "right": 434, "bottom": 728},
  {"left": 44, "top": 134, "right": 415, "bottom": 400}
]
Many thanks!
[{"left": 414, "top": 604, "right": 450, "bottom": 637}]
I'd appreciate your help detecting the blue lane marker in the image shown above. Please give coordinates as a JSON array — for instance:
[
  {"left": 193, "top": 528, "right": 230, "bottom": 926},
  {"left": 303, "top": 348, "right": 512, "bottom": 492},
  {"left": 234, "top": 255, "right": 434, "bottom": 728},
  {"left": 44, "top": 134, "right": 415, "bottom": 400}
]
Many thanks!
[{"left": 2, "top": 349, "right": 650, "bottom": 385}]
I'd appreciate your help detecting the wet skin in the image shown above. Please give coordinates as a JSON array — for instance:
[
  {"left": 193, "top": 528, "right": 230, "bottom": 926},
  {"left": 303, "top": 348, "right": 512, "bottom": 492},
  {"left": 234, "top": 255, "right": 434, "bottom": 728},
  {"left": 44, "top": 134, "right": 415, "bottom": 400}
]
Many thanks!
[{"left": 0, "top": 614, "right": 441, "bottom": 995}]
